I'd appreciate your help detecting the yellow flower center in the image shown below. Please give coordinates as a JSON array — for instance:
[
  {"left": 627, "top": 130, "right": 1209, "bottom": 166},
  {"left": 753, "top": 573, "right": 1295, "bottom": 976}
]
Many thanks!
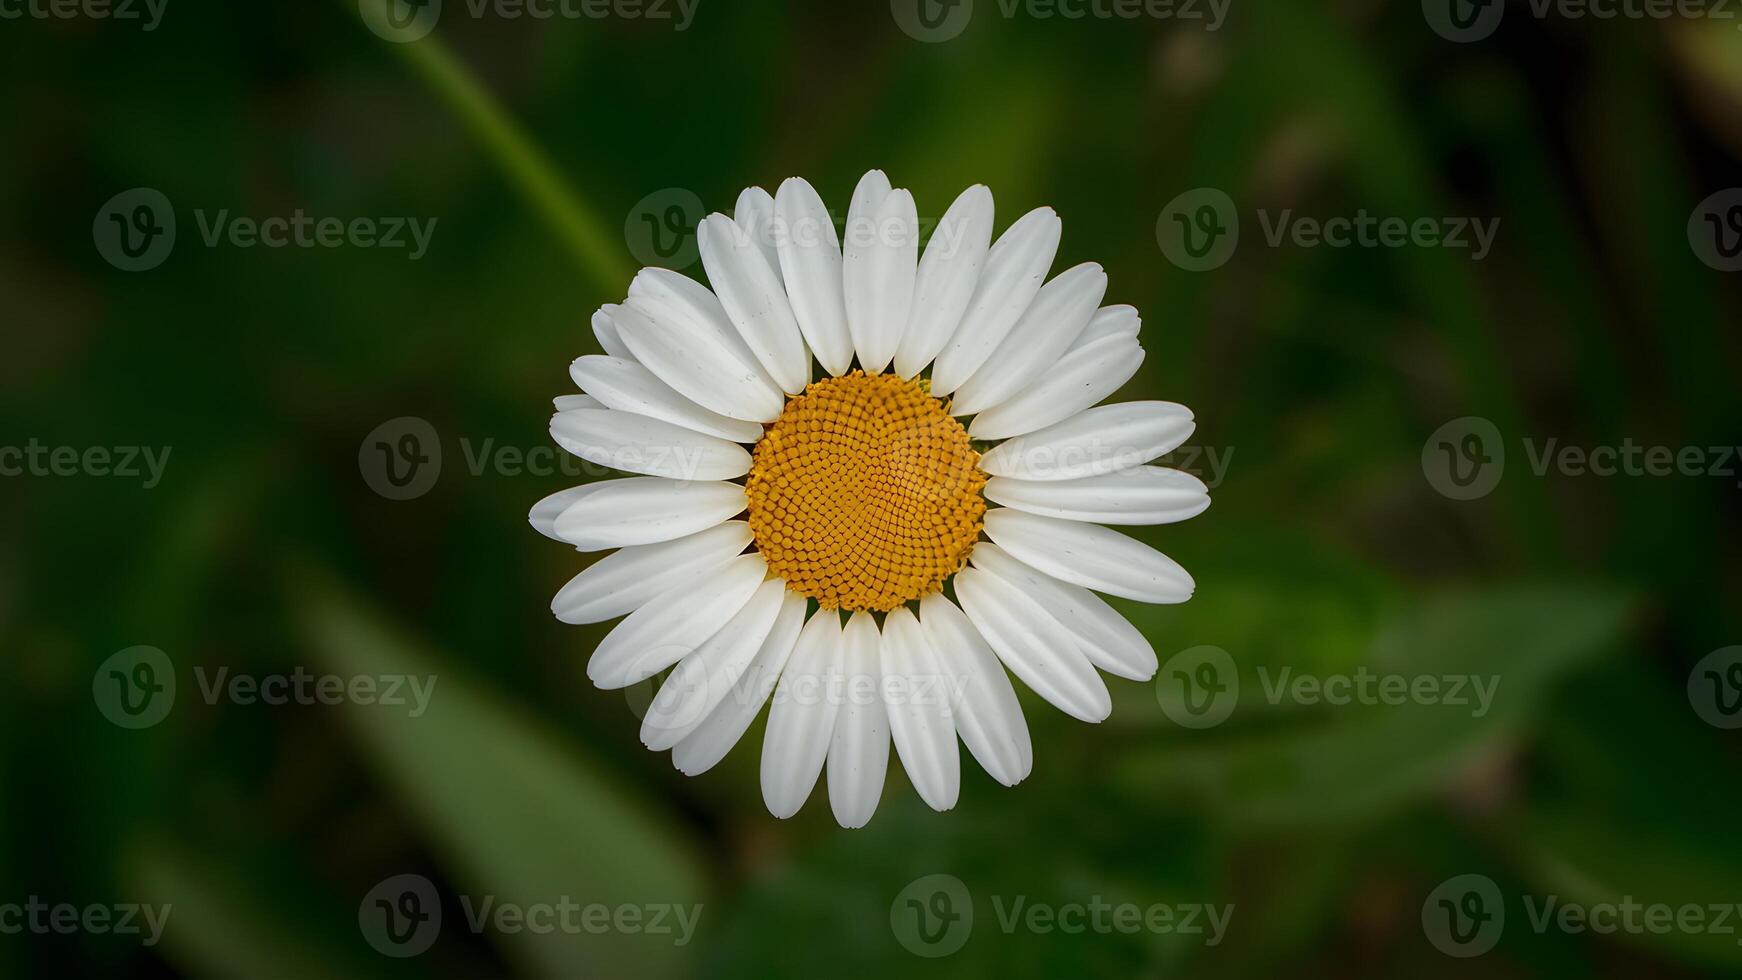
[{"left": 746, "top": 371, "right": 987, "bottom": 612}]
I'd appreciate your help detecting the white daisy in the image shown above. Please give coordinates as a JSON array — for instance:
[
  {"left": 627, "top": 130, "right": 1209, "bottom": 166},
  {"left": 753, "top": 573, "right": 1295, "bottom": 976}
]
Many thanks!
[{"left": 531, "top": 170, "right": 1209, "bottom": 829}]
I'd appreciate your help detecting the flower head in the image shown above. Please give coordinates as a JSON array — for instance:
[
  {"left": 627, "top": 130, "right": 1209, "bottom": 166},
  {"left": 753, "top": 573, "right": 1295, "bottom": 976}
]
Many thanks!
[{"left": 532, "top": 170, "right": 1209, "bottom": 828}]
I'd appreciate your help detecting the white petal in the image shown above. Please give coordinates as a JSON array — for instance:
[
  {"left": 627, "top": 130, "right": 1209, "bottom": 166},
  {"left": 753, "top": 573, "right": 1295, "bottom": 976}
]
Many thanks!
[
  {"left": 842, "top": 185, "right": 917, "bottom": 374},
  {"left": 895, "top": 184, "right": 994, "bottom": 378},
  {"left": 586, "top": 553, "right": 767, "bottom": 689},
  {"left": 828, "top": 611, "right": 889, "bottom": 828},
  {"left": 550, "top": 408, "right": 751, "bottom": 481},
  {"left": 879, "top": 607, "right": 960, "bottom": 812},
  {"left": 982, "top": 509, "right": 1195, "bottom": 604},
  {"left": 733, "top": 186, "right": 783, "bottom": 286},
  {"left": 953, "top": 567, "right": 1111, "bottom": 723},
  {"left": 929, "top": 207, "right": 1061, "bottom": 395},
  {"left": 917, "top": 595, "right": 1032, "bottom": 786},
  {"left": 553, "top": 394, "right": 601, "bottom": 412},
  {"left": 673, "top": 589, "right": 806, "bottom": 776},
  {"left": 641, "top": 578, "right": 788, "bottom": 751},
  {"left": 969, "top": 543, "right": 1157, "bottom": 681},
  {"left": 977, "top": 401, "right": 1195, "bottom": 482},
  {"left": 761, "top": 610, "right": 845, "bottom": 818},
  {"left": 1075, "top": 304, "right": 1140, "bottom": 347},
  {"left": 591, "top": 308, "right": 636, "bottom": 362},
  {"left": 968, "top": 333, "right": 1143, "bottom": 440},
  {"left": 551, "top": 521, "right": 751, "bottom": 624},
  {"left": 549, "top": 477, "right": 745, "bottom": 551},
  {"left": 775, "top": 177, "right": 854, "bottom": 377},
  {"left": 698, "top": 214, "right": 809, "bottom": 394},
  {"left": 529, "top": 485, "right": 592, "bottom": 541},
  {"left": 611, "top": 281, "right": 783, "bottom": 423},
  {"left": 983, "top": 466, "right": 1209, "bottom": 526},
  {"left": 569, "top": 355, "right": 764, "bottom": 443},
  {"left": 950, "top": 262, "right": 1106, "bottom": 416},
  {"left": 627, "top": 267, "right": 778, "bottom": 391}
]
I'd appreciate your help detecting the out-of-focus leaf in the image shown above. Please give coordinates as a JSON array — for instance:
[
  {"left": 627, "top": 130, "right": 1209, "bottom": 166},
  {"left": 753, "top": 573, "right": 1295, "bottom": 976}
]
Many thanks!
[
  {"left": 1119, "top": 585, "right": 1633, "bottom": 829},
  {"left": 126, "top": 838, "right": 392, "bottom": 980},
  {"left": 296, "top": 571, "right": 708, "bottom": 979},
  {"left": 1504, "top": 662, "right": 1742, "bottom": 968}
]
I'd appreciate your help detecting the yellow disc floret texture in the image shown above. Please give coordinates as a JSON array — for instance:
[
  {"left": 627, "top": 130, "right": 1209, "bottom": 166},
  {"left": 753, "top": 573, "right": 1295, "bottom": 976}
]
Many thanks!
[{"left": 746, "top": 371, "right": 987, "bottom": 612}]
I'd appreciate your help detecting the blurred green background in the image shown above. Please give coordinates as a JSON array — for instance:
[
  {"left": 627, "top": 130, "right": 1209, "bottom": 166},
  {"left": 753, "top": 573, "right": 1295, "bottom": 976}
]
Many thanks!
[{"left": 4, "top": 0, "right": 1741, "bottom": 976}]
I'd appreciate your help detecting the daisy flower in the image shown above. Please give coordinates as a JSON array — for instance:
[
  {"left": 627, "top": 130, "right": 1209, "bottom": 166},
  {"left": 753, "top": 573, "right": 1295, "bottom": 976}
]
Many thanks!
[{"left": 531, "top": 170, "right": 1208, "bottom": 828}]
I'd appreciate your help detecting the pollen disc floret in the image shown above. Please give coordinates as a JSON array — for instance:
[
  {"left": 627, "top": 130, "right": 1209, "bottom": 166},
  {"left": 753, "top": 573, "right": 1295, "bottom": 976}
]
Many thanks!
[{"left": 747, "top": 371, "right": 986, "bottom": 612}]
